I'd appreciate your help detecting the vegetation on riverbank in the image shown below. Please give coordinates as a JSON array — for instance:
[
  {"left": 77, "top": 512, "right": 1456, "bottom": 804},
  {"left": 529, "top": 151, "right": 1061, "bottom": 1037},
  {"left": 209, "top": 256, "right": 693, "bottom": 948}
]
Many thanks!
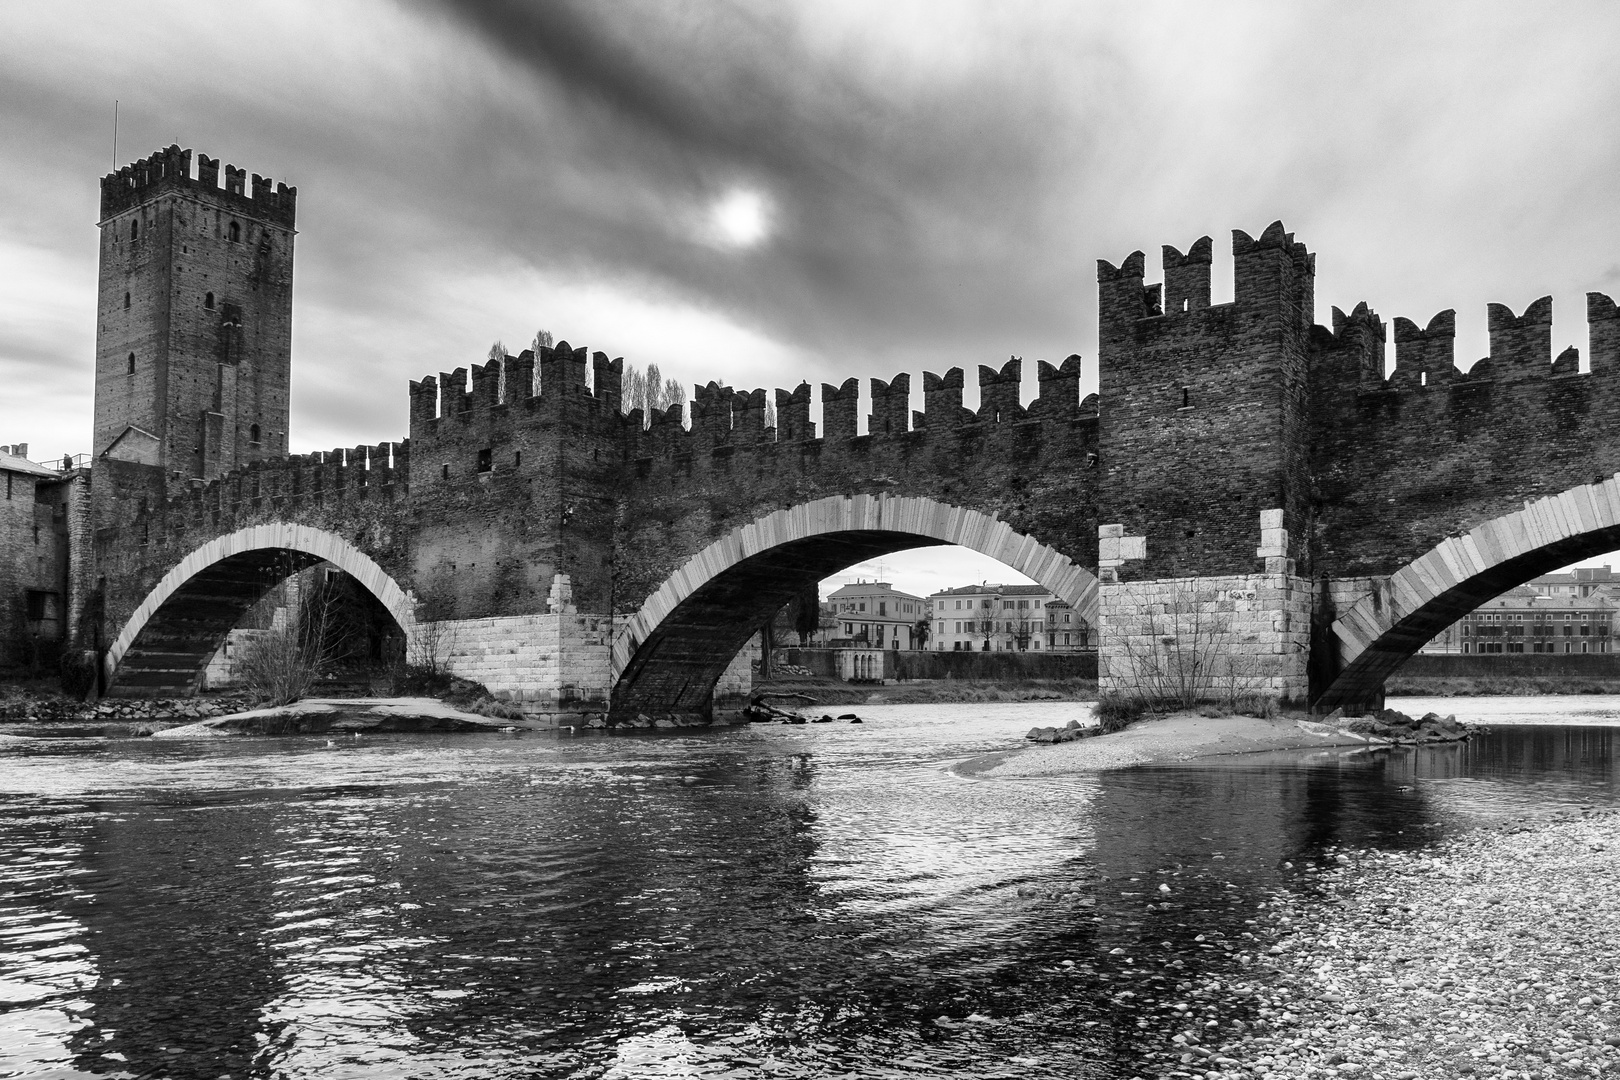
[
  {"left": 1387, "top": 673, "right": 1620, "bottom": 696},
  {"left": 753, "top": 675, "right": 1097, "bottom": 707}
]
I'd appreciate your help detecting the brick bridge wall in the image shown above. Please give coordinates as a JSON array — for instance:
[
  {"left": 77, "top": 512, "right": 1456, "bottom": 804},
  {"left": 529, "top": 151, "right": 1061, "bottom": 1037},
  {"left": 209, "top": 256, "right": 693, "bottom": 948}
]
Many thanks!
[{"left": 92, "top": 219, "right": 1620, "bottom": 716}]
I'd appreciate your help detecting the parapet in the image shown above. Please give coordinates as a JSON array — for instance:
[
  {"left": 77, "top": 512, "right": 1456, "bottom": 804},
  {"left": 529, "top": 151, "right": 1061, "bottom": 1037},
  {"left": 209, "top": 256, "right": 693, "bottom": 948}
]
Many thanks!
[
  {"left": 1335, "top": 291, "right": 1620, "bottom": 394},
  {"left": 408, "top": 339, "right": 621, "bottom": 440},
  {"left": 1099, "top": 222, "right": 1314, "bottom": 336},
  {"left": 1389, "top": 310, "right": 1456, "bottom": 389},
  {"left": 99, "top": 145, "right": 297, "bottom": 227},
  {"left": 405, "top": 333, "right": 1086, "bottom": 467}
]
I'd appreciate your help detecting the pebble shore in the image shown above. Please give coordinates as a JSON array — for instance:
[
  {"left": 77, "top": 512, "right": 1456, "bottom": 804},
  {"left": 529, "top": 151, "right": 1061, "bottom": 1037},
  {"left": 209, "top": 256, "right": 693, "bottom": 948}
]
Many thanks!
[{"left": 1140, "top": 808, "right": 1620, "bottom": 1079}]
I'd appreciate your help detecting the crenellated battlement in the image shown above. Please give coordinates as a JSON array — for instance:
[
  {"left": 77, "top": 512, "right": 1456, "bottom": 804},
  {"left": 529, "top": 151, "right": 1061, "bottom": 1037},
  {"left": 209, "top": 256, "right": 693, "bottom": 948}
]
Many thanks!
[
  {"left": 405, "top": 326, "right": 1092, "bottom": 478},
  {"left": 99, "top": 145, "right": 297, "bottom": 227},
  {"left": 156, "top": 440, "right": 407, "bottom": 526},
  {"left": 1331, "top": 292, "right": 1620, "bottom": 396},
  {"left": 1099, "top": 221, "right": 1316, "bottom": 339}
]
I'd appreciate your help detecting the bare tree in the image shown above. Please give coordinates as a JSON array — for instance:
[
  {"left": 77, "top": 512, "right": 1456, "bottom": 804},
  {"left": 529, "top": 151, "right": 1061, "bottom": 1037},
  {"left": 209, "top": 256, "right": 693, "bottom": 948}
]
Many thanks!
[
  {"left": 621, "top": 365, "right": 647, "bottom": 418},
  {"left": 237, "top": 572, "right": 346, "bottom": 706},
  {"left": 1110, "top": 581, "right": 1271, "bottom": 712}
]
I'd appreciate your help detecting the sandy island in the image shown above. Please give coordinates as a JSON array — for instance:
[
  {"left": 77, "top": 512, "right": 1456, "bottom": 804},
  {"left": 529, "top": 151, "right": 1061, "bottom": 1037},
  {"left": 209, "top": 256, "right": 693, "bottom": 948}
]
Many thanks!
[
  {"left": 956, "top": 712, "right": 1379, "bottom": 777},
  {"left": 149, "top": 696, "right": 543, "bottom": 737}
]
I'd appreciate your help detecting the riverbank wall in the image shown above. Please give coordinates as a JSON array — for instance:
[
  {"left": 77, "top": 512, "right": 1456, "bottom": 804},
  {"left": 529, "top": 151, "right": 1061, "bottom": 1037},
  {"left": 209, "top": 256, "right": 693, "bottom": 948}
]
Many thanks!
[
  {"left": 775, "top": 648, "right": 1096, "bottom": 682},
  {"left": 1401, "top": 653, "right": 1620, "bottom": 677}
]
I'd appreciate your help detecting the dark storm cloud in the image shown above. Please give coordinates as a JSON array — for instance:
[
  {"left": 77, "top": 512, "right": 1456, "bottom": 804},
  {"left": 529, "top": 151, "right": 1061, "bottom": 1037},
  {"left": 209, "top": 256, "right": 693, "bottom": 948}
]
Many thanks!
[
  {"left": 406, "top": 0, "right": 1120, "bottom": 357},
  {"left": 6, "top": 0, "right": 1620, "bottom": 463}
]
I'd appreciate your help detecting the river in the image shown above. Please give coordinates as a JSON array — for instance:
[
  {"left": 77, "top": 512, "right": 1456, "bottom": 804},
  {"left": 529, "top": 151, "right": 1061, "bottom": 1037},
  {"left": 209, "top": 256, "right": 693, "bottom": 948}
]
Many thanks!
[{"left": 0, "top": 698, "right": 1616, "bottom": 1078}]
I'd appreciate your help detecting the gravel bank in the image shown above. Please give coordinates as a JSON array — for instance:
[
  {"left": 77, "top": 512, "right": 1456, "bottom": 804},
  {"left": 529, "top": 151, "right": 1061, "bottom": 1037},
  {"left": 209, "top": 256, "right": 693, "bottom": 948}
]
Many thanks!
[{"left": 1143, "top": 809, "right": 1620, "bottom": 1079}]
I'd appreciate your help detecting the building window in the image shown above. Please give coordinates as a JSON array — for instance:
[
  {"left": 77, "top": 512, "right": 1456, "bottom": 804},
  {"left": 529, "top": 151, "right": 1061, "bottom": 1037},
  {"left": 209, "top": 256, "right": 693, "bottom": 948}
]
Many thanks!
[
  {"left": 123, "top": 291, "right": 131, "bottom": 309},
  {"left": 205, "top": 292, "right": 215, "bottom": 309},
  {"left": 249, "top": 423, "right": 261, "bottom": 445},
  {"left": 441, "top": 463, "right": 450, "bottom": 479},
  {"left": 477, "top": 448, "right": 492, "bottom": 473},
  {"left": 130, "top": 220, "right": 138, "bottom": 241},
  {"left": 228, "top": 221, "right": 241, "bottom": 243},
  {"left": 514, "top": 450, "right": 522, "bottom": 467},
  {"left": 127, "top": 352, "right": 135, "bottom": 374}
]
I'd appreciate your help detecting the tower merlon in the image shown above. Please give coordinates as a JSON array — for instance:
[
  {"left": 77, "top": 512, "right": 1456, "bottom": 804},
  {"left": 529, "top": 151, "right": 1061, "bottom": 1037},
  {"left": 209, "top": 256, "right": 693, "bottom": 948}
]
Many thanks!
[{"left": 100, "top": 145, "right": 296, "bottom": 226}]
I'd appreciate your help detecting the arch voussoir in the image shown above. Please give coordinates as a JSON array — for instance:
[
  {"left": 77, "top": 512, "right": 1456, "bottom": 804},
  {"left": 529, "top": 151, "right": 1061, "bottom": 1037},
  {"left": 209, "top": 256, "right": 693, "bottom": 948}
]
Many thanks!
[
  {"left": 1320, "top": 472, "right": 1620, "bottom": 713},
  {"left": 610, "top": 494, "right": 1098, "bottom": 718},
  {"left": 105, "top": 523, "right": 415, "bottom": 697}
]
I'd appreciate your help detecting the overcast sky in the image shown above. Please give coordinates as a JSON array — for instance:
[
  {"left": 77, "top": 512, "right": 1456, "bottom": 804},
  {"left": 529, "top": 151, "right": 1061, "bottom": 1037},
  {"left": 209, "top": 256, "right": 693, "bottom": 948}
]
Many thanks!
[{"left": 4, "top": 1, "right": 1620, "bottom": 595}]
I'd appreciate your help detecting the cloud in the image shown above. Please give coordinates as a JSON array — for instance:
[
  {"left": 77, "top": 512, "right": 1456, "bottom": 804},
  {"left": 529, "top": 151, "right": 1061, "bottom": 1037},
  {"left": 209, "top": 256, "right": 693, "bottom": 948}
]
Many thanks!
[{"left": 4, "top": 0, "right": 1620, "bottom": 468}]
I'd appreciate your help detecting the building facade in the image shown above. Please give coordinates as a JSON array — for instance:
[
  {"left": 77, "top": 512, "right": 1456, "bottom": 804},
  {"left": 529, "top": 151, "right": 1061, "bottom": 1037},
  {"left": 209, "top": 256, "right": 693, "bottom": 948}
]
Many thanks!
[
  {"left": 1424, "top": 585, "right": 1615, "bottom": 654},
  {"left": 0, "top": 446, "right": 89, "bottom": 672},
  {"left": 1043, "top": 599, "right": 1093, "bottom": 652},
  {"left": 824, "top": 580, "right": 927, "bottom": 649},
  {"left": 928, "top": 583, "right": 1084, "bottom": 651}
]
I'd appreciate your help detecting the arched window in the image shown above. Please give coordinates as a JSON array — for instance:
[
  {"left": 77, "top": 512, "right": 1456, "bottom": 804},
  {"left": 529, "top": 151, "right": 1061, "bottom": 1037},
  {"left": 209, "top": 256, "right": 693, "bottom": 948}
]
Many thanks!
[
  {"left": 204, "top": 292, "right": 214, "bottom": 310},
  {"left": 227, "top": 221, "right": 241, "bottom": 243},
  {"left": 123, "top": 292, "right": 130, "bottom": 309},
  {"left": 130, "top": 220, "right": 138, "bottom": 241},
  {"left": 249, "top": 423, "right": 260, "bottom": 444},
  {"left": 126, "top": 353, "right": 135, "bottom": 374}
]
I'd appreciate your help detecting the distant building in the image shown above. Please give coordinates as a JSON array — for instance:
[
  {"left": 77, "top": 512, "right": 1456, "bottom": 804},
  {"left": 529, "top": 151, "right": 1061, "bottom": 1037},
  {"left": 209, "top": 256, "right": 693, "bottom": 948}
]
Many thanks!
[
  {"left": 1043, "top": 599, "right": 1093, "bottom": 652},
  {"left": 824, "top": 580, "right": 928, "bottom": 649},
  {"left": 928, "top": 583, "right": 1088, "bottom": 651},
  {"left": 1423, "top": 585, "right": 1615, "bottom": 654},
  {"left": 1525, "top": 566, "right": 1620, "bottom": 599},
  {"left": 0, "top": 445, "right": 89, "bottom": 671}
]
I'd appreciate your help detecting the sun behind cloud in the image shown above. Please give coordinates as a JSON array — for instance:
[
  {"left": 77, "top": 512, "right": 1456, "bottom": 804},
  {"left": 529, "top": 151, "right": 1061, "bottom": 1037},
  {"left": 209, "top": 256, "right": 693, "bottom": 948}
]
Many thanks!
[{"left": 705, "top": 187, "right": 772, "bottom": 250}]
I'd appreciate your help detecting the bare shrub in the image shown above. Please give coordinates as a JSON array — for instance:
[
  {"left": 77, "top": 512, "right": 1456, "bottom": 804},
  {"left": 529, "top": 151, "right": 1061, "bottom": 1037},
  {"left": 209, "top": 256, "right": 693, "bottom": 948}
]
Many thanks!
[
  {"left": 237, "top": 576, "right": 345, "bottom": 706},
  {"left": 1111, "top": 581, "right": 1274, "bottom": 713},
  {"left": 1095, "top": 693, "right": 1147, "bottom": 732}
]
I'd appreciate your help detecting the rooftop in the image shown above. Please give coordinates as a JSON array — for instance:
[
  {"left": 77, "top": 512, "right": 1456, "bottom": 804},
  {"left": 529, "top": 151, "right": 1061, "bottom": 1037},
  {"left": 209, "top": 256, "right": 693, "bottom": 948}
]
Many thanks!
[
  {"left": 826, "top": 580, "right": 925, "bottom": 602},
  {"left": 0, "top": 446, "right": 58, "bottom": 479}
]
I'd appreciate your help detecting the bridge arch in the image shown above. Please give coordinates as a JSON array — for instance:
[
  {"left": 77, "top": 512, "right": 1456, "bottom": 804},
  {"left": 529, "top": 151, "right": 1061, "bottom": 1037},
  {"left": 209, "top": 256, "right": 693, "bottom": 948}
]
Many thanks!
[
  {"left": 1319, "top": 473, "right": 1620, "bottom": 712},
  {"left": 611, "top": 494, "right": 1098, "bottom": 719},
  {"left": 105, "top": 523, "right": 415, "bottom": 696}
]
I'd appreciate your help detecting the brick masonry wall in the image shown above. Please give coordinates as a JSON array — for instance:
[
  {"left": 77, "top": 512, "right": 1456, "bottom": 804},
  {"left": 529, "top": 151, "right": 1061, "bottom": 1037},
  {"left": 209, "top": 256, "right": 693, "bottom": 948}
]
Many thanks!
[
  {"left": 1099, "top": 573, "right": 1312, "bottom": 703},
  {"left": 94, "top": 146, "right": 294, "bottom": 480},
  {"left": 1098, "top": 225, "right": 1316, "bottom": 581},
  {"left": 1310, "top": 295, "right": 1620, "bottom": 578},
  {"left": 614, "top": 358, "right": 1097, "bottom": 618},
  {"left": 92, "top": 207, "right": 1620, "bottom": 714},
  {"left": 406, "top": 345, "right": 622, "bottom": 620},
  {"left": 94, "top": 447, "right": 412, "bottom": 647}
]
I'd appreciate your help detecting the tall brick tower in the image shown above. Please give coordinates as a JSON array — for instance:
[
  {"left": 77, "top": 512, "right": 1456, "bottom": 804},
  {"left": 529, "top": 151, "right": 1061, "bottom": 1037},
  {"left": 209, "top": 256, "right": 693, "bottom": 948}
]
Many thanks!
[{"left": 93, "top": 145, "right": 296, "bottom": 489}]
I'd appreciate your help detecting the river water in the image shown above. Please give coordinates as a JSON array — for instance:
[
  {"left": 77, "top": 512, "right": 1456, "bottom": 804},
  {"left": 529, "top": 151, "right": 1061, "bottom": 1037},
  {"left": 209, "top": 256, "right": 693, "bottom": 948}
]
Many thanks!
[{"left": 0, "top": 698, "right": 1616, "bottom": 1079}]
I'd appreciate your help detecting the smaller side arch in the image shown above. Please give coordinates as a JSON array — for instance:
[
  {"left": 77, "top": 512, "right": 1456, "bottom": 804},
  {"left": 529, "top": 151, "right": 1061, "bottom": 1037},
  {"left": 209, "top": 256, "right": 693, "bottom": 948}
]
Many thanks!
[
  {"left": 1320, "top": 473, "right": 1620, "bottom": 712},
  {"left": 106, "top": 523, "right": 416, "bottom": 695}
]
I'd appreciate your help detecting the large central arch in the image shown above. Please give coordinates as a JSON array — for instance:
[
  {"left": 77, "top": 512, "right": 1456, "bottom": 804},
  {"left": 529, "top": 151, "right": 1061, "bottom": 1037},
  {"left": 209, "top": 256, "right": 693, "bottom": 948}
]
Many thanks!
[
  {"left": 1318, "top": 473, "right": 1620, "bottom": 712},
  {"left": 611, "top": 494, "right": 1098, "bottom": 719},
  {"left": 105, "top": 523, "right": 416, "bottom": 697}
]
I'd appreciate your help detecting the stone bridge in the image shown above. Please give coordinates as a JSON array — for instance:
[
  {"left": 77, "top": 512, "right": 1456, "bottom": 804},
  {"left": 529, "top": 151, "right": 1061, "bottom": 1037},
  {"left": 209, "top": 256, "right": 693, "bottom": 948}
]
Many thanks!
[{"left": 89, "top": 221, "right": 1620, "bottom": 720}]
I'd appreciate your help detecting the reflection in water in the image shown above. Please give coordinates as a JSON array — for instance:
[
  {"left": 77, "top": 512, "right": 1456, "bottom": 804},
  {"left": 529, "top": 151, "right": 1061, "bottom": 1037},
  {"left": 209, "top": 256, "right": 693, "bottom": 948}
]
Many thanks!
[{"left": 0, "top": 708, "right": 1613, "bottom": 1078}]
